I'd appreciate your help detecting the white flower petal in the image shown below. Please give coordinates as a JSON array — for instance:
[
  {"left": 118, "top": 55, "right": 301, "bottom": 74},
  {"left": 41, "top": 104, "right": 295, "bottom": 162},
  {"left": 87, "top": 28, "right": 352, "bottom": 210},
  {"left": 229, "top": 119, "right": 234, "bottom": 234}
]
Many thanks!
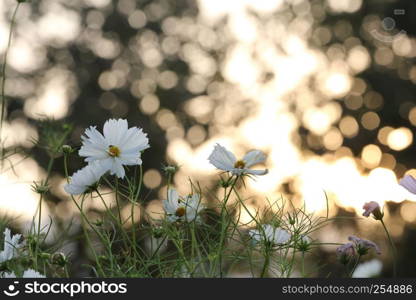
[
  {"left": 1, "top": 271, "right": 16, "bottom": 278},
  {"left": 163, "top": 188, "right": 203, "bottom": 223},
  {"left": 208, "top": 144, "right": 236, "bottom": 171},
  {"left": 104, "top": 119, "right": 128, "bottom": 146},
  {"left": 273, "top": 228, "right": 291, "bottom": 244},
  {"left": 250, "top": 225, "right": 291, "bottom": 246},
  {"left": 79, "top": 119, "right": 149, "bottom": 178},
  {"left": 208, "top": 144, "right": 267, "bottom": 176},
  {"left": 22, "top": 269, "right": 46, "bottom": 278},
  {"left": 64, "top": 161, "right": 107, "bottom": 195},
  {"left": 0, "top": 228, "right": 24, "bottom": 263},
  {"left": 242, "top": 150, "right": 266, "bottom": 168},
  {"left": 79, "top": 126, "right": 108, "bottom": 160},
  {"left": 245, "top": 169, "right": 268, "bottom": 175},
  {"left": 110, "top": 159, "right": 125, "bottom": 178}
]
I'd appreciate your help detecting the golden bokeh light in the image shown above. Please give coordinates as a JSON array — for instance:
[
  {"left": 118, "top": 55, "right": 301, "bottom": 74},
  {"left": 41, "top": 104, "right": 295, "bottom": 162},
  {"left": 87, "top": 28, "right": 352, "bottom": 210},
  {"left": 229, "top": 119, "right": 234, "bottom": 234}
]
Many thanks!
[
  {"left": 339, "top": 115, "right": 359, "bottom": 138},
  {"left": 387, "top": 127, "right": 413, "bottom": 151},
  {"left": 1, "top": 0, "right": 416, "bottom": 261},
  {"left": 361, "top": 111, "right": 380, "bottom": 130},
  {"left": 361, "top": 144, "right": 382, "bottom": 169},
  {"left": 409, "top": 107, "right": 416, "bottom": 126},
  {"left": 139, "top": 94, "right": 160, "bottom": 115},
  {"left": 400, "top": 202, "right": 416, "bottom": 223},
  {"left": 143, "top": 169, "right": 163, "bottom": 189},
  {"left": 378, "top": 126, "right": 394, "bottom": 145}
]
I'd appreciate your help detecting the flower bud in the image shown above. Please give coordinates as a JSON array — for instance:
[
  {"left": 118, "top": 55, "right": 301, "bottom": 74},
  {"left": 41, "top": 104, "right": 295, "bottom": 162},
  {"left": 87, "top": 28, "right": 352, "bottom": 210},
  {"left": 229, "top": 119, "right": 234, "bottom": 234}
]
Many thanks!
[
  {"left": 348, "top": 235, "right": 381, "bottom": 256},
  {"left": 362, "top": 201, "right": 383, "bottom": 220},
  {"left": 336, "top": 243, "right": 356, "bottom": 265},
  {"left": 40, "top": 253, "right": 51, "bottom": 260},
  {"left": 51, "top": 252, "right": 68, "bottom": 267},
  {"left": 162, "top": 164, "right": 179, "bottom": 176},
  {"left": 297, "top": 236, "right": 311, "bottom": 252},
  {"left": 152, "top": 227, "right": 164, "bottom": 239},
  {"left": 61, "top": 145, "right": 74, "bottom": 155},
  {"left": 93, "top": 219, "right": 103, "bottom": 227},
  {"left": 31, "top": 181, "right": 49, "bottom": 195}
]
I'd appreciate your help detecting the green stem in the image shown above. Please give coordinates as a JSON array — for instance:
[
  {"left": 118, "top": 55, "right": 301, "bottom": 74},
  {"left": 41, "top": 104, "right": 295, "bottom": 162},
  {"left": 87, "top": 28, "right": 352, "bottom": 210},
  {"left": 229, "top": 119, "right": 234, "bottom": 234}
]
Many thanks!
[
  {"left": 78, "top": 195, "right": 106, "bottom": 277},
  {"left": 380, "top": 219, "right": 397, "bottom": 277},
  {"left": 115, "top": 177, "right": 122, "bottom": 224},
  {"left": 0, "top": 2, "right": 20, "bottom": 160},
  {"left": 217, "top": 175, "right": 236, "bottom": 277},
  {"left": 301, "top": 251, "right": 305, "bottom": 277},
  {"left": 63, "top": 154, "right": 106, "bottom": 276},
  {"left": 36, "top": 157, "right": 54, "bottom": 233},
  {"left": 131, "top": 165, "right": 143, "bottom": 253},
  {"left": 260, "top": 248, "right": 271, "bottom": 278},
  {"left": 285, "top": 243, "right": 297, "bottom": 277},
  {"left": 349, "top": 255, "right": 361, "bottom": 278},
  {"left": 33, "top": 156, "right": 54, "bottom": 268}
]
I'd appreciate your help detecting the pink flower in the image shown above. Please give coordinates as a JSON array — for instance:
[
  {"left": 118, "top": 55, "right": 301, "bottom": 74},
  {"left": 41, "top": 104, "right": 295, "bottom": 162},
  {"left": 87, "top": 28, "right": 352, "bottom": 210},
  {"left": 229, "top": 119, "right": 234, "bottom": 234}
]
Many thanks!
[
  {"left": 337, "top": 242, "right": 355, "bottom": 257},
  {"left": 336, "top": 242, "right": 356, "bottom": 264},
  {"left": 399, "top": 175, "right": 416, "bottom": 194},
  {"left": 362, "top": 201, "right": 383, "bottom": 220},
  {"left": 348, "top": 235, "right": 381, "bottom": 255}
]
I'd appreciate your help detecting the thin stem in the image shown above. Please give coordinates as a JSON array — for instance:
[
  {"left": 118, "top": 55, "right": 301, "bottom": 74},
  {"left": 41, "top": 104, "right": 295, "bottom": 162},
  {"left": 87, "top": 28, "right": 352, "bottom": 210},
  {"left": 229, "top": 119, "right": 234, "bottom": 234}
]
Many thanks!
[
  {"left": 131, "top": 165, "right": 143, "bottom": 253},
  {"left": 286, "top": 248, "right": 297, "bottom": 278},
  {"left": 349, "top": 255, "right": 361, "bottom": 278},
  {"left": 217, "top": 175, "right": 236, "bottom": 277},
  {"left": 260, "top": 248, "right": 271, "bottom": 278},
  {"left": 301, "top": 251, "right": 305, "bottom": 277},
  {"left": 95, "top": 189, "right": 132, "bottom": 251},
  {"left": 380, "top": 219, "right": 397, "bottom": 277},
  {"left": 36, "top": 157, "right": 54, "bottom": 234},
  {"left": 33, "top": 156, "right": 55, "bottom": 269},
  {"left": 115, "top": 177, "right": 122, "bottom": 224},
  {"left": 63, "top": 154, "right": 106, "bottom": 276},
  {"left": 0, "top": 2, "right": 20, "bottom": 158}
]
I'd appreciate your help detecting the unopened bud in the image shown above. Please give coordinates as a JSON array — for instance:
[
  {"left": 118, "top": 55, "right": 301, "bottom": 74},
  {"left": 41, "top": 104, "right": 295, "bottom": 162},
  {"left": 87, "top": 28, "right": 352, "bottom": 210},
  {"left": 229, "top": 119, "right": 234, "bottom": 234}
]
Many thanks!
[
  {"left": 51, "top": 252, "right": 68, "bottom": 267},
  {"left": 61, "top": 145, "right": 74, "bottom": 155},
  {"left": 162, "top": 164, "right": 179, "bottom": 175},
  {"left": 40, "top": 253, "right": 51, "bottom": 260},
  {"left": 31, "top": 181, "right": 49, "bottom": 195}
]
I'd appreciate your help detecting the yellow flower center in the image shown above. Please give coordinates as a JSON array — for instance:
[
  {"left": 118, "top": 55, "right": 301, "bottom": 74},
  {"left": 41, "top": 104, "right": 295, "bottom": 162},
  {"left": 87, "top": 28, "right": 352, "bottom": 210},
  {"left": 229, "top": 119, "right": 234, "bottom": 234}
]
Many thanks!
[
  {"left": 234, "top": 160, "right": 246, "bottom": 169},
  {"left": 108, "top": 145, "right": 121, "bottom": 157},
  {"left": 175, "top": 206, "right": 186, "bottom": 217}
]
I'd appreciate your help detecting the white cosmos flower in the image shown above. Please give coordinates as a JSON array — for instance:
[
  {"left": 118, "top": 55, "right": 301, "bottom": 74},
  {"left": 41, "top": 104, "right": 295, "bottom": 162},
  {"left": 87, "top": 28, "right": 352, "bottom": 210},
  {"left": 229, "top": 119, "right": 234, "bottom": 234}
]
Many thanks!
[
  {"left": 79, "top": 118, "right": 149, "bottom": 178},
  {"left": 64, "top": 161, "right": 108, "bottom": 195},
  {"left": 163, "top": 188, "right": 204, "bottom": 222},
  {"left": 1, "top": 269, "right": 46, "bottom": 278},
  {"left": 0, "top": 228, "right": 24, "bottom": 263},
  {"left": 208, "top": 143, "right": 267, "bottom": 176},
  {"left": 0, "top": 271, "right": 16, "bottom": 278},
  {"left": 22, "top": 269, "right": 46, "bottom": 278},
  {"left": 249, "top": 224, "right": 291, "bottom": 246}
]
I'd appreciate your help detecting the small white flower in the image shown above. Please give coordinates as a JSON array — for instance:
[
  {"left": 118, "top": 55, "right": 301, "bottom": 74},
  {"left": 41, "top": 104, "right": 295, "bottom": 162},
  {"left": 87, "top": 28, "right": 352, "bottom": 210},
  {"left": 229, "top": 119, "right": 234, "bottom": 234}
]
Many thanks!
[
  {"left": 0, "top": 271, "right": 16, "bottom": 278},
  {"left": 0, "top": 228, "right": 24, "bottom": 263},
  {"left": 1, "top": 269, "right": 46, "bottom": 278},
  {"left": 249, "top": 224, "right": 291, "bottom": 246},
  {"left": 22, "top": 269, "right": 46, "bottom": 278},
  {"left": 79, "top": 118, "right": 149, "bottom": 178},
  {"left": 208, "top": 144, "right": 267, "bottom": 176},
  {"left": 300, "top": 235, "right": 311, "bottom": 244},
  {"left": 64, "top": 161, "right": 108, "bottom": 195},
  {"left": 163, "top": 188, "right": 204, "bottom": 222}
]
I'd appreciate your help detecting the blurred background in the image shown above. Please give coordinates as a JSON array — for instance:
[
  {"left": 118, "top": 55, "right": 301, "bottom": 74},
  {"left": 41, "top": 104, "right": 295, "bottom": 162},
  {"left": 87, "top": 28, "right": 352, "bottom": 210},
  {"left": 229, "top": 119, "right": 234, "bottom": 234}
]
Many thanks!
[{"left": 0, "top": 0, "right": 415, "bottom": 277}]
